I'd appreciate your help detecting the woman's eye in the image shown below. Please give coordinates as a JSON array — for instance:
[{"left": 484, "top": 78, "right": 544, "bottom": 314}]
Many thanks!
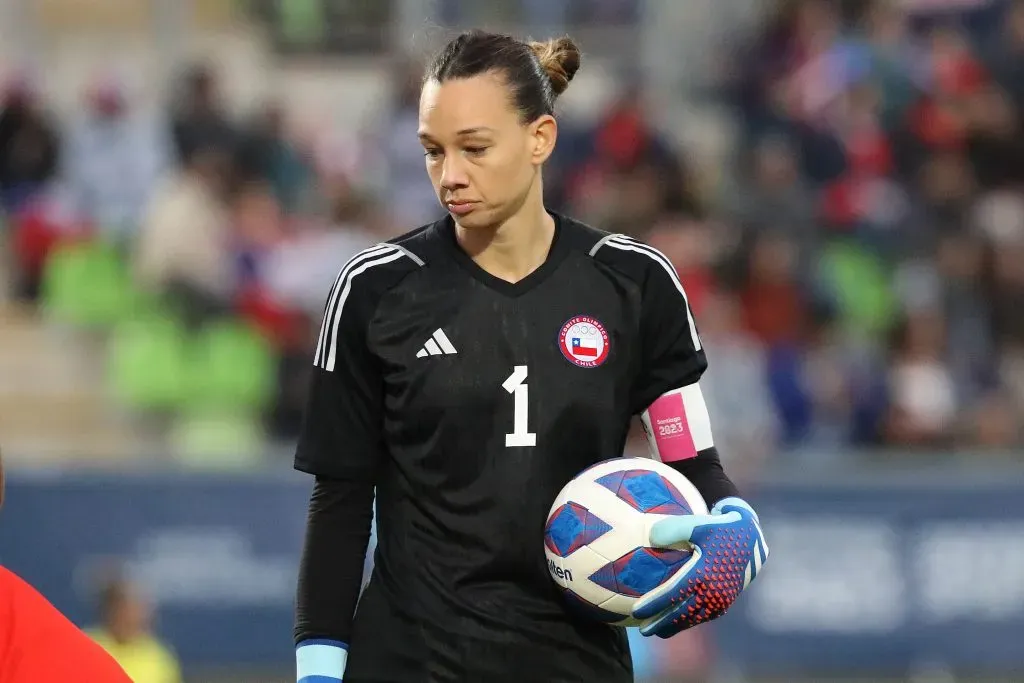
[
  {"left": 423, "top": 149, "right": 442, "bottom": 159},
  {"left": 465, "top": 147, "right": 488, "bottom": 156}
]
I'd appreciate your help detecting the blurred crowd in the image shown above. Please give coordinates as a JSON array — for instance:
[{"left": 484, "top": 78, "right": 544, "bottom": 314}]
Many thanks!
[
  {"left": 554, "top": 0, "right": 1024, "bottom": 471},
  {"left": 707, "top": 0, "right": 1024, "bottom": 466},
  {"left": 1, "top": 0, "right": 1023, "bottom": 468},
  {"left": 1, "top": 61, "right": 395, "bottom": 442}
]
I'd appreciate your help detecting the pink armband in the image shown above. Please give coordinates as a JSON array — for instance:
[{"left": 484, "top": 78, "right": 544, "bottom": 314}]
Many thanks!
[{"left": 640, "top": 383, "right": 714, "bottom": 463}]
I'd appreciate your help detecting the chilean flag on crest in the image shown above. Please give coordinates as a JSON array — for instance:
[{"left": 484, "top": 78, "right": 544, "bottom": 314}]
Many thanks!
[{"left": 572, "top": 337, "right": 598, "bottom": 357}]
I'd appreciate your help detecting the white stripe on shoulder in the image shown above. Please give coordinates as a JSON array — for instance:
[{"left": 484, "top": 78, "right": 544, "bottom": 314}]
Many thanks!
[
  {"left": 603, "top": 235, "right": 701, "bottom": 351},
  {"left": 314, "top": 244, "right": 396, "bottom": 368},
  {"left": 390, "top": 242, "right": 425, "bottom": 266},
  {"left": 315, "top": 244, "right": 420, "bottom": 371},
  {"left": 588, "top": 233, "right": 620, "bottom": 257},
  {"left": 323, "top": 246, "right": 409, "bottom": 372},
  {"left": 324, "top": 248, "right": 410, "bottom": 371},
  {"left": 610, "top": 235, "right": 681, "bottom": 278}
]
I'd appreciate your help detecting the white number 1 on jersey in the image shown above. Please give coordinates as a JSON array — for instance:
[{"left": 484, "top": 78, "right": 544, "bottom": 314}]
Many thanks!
[{"left": 503, "top": 365, "right": 536, "bottom": 447}]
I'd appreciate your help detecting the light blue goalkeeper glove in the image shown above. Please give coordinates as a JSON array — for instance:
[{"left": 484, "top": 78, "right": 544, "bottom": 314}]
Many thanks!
[
  {"left": 297, "top": 639, "right": 348, "bottom": 682},
  {"left": 631, "top": 497, "right": 768, "bottom": 638}
]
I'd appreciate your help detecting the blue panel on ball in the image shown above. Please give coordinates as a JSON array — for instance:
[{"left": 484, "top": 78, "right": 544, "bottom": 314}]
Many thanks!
[
  {"left": 587, "top": 560, "right": 619, "bottom": 594},
  {"left": 545, "top": 503, "right": 582, "bottom": 557},
  {"left": 621, "top": 472, "right": 675, "bottom": 512},
  {"left": 544, "top": 502, "right": 611, "bottom": 558},
  {"left": 595, "top": 470, "right": 626, "bottom": 495},
  {"left": 652, "top": 548, "right": 693, "bottom": 577},
  {"left": 589, "top": 547, "right": 665, "bottom": 598},
  {"left": 642, "top": 478, "right": 694, "bottom": 516},
  {"left": 589, "top": 547, "right": 695, "bottom": 598},
  {"left": 575, "top": 508, "right": 612, "bottom": 552},
  {"left": 617, "top": 548, "right": 671, "bottom": 596},
  {"left": 596, "top": 470, "right": 692, "bottom": 515},
  {"left": 624, "top": 472, "right": 693, "bottom": 514}
]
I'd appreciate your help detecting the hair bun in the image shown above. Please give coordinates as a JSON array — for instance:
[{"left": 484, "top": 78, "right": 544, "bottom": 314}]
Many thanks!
[{"left": 528, "top": 36, "right": 581, "bottom": 97}]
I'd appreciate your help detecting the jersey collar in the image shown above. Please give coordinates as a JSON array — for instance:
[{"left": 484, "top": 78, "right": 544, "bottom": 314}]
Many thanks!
[{"left": 436, "top": 212, "right": 571, "bottom": 298}]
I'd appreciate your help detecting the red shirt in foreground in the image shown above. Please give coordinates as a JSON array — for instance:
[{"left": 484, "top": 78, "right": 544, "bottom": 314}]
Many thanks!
[{"left": 0, "top": 566, "right": 132, "bottom": 683}]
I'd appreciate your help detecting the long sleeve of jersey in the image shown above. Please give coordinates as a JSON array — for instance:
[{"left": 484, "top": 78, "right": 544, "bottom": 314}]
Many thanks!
[
  {"left": 294, "top": 476, "right": 375, "bottom": 645},
  {"left": 665, "top": 446, "right": 739, "bottom": 508},
  {"left": 292, "top": 245, "right": 414, "bottom": 645}
]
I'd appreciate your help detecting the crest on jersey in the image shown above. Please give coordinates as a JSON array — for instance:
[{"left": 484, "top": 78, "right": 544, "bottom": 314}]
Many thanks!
[{"left": 558, "top": 316, "right": 610, "bottom": 368}]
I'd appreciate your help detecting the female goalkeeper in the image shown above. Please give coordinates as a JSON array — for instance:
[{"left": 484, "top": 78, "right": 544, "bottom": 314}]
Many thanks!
[{"left": 293, "top": 30, "right": 769, "bottom": 683}]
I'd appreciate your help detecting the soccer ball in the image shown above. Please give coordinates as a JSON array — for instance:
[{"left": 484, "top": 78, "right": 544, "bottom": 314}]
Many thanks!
[{"left": 543, "top": 457, "right": 708, "bottom": 625}]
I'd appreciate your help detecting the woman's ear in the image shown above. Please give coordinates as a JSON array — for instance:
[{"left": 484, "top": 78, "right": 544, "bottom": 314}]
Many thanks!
[{"left": 529, "top": 114, "right": 558, "bottom": 166}]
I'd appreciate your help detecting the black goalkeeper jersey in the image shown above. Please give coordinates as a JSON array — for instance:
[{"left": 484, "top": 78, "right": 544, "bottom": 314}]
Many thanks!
[{"left": 294, "top": 214, "right": 720, "bottom": 683}]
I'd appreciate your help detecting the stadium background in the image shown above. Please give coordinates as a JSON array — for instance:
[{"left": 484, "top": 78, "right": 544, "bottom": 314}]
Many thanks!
[{"left": 1, "top": 0, "right": 1024, "bottom": 681}]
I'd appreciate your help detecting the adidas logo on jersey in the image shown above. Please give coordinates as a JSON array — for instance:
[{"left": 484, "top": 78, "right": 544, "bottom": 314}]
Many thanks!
[{"left": 416, "top": 328, "right": 458, "bottom": 357}]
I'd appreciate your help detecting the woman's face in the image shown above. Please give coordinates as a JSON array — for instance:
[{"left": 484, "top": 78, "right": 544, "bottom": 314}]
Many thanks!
[{"left": 418, "top": 72, "right": 556, "bottom": 230}]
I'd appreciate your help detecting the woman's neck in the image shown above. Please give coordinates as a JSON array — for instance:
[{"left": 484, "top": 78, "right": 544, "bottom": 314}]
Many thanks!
[{"left": 455, "top": 197, "right": 555, "bottom": 284}]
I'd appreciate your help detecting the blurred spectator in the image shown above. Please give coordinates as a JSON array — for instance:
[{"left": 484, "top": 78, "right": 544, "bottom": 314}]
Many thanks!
[
  {"left": 884, "top": 310, "right": 957, "bottom": 447},
  {"left": 259, "top": 179, "right": 382, "bottom": 439},
  {"left": 647, "top": 216, "right": 720, "bottom": 317},
  {"left": 739, "top": 231, "right": 807, "bottom": 347},
  {"left": 933, "top": 230, "right": 996, "bottom": 403},
  {"left": 697, "top": 290, "right": 780, "bottom": 479},
  {"left": 169, "top": 64, "right": 236, "bottom": 166},
  {"left": 87, "top": 575, "right": 181, "bottom": 683},
  {"left": 7, "top": 184, "right": 89, "bottom": 302},
  {"left": 765, "top": 294, "right": 889, "bottom": 451},
  {"left": 261, "top": 179, "right": 380, "bottom": 319},
  {"left": 916, "top": 151, "right": 976, "bottom": 230},
  {"left": 237, "top": 101, "right": 310, "bottom": 213},
  {"left": 565, "top": 83, "right": 702, "bottom": 235},
  {"left": 63, "top": 72, "right": 170, "bottom": 243},
  {"left": 984, "top": 0, "right": 1024, "bottom": 108},
  {"left": 854, "top": 1, "right": 926, "bottom": 131},
  {"left": 726, "top": 133, "right": 818, "bottom": 280},
  {"left": 972, "top": 188, "right": 1024, "bottom": 245},
  {"left": 134, "top": 143, "right": 233, "bottom": 329},
  {"left": 233, "top": 180, "right": 286, "bottom": 293},
  {"left": 963, "top": 83, "right": 1024, "bottom": 189},
  {"left": 0, "top": 73, "right": 60, "bottom": 213},
  {"left": 375, "top": 58, "right": 442, "bottom": 227},
  {"left": 968, "top": 389, "right": 1020, "bottom": 448},
  {"left": 591, "top": 85, "right": 675, "bottom": 173},
  {"left": 991, "top": 240, "right": 1024, "bottom": 349}
]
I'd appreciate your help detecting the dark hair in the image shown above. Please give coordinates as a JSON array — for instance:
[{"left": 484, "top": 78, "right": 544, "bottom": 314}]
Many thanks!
[{"left": 425, "top": 31, "right": 582, "bottom": 123}]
